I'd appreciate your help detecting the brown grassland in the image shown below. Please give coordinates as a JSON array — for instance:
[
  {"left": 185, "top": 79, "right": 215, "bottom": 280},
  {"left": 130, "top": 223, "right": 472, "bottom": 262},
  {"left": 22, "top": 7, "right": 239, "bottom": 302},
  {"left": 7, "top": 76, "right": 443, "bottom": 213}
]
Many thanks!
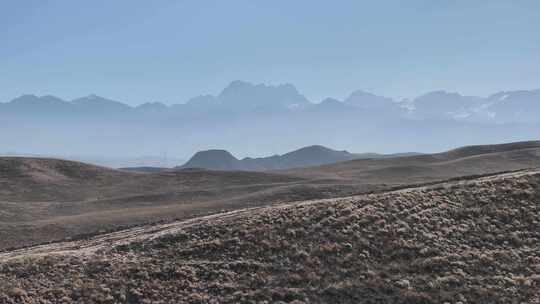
[
  {"left": 2, "top": 141, "right": 540, "bottom": 251},
  {"left": 1, "top": 169, "right": 539, "bottom": 303}
]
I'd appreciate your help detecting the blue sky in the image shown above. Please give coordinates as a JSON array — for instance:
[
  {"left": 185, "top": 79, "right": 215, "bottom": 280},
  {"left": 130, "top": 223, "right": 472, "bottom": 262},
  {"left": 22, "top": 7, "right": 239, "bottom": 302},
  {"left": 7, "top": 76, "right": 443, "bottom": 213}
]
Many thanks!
[{"left": 1, "top": 0, "right": 539, "bottom": 105}]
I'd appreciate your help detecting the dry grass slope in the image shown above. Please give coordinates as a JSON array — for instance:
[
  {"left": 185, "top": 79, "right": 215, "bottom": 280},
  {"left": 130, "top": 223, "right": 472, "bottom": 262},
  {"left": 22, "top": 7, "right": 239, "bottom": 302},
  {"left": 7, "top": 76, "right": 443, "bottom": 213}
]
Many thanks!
[
  {"left": 3, "top": 141, "right": 540, "bottom": 251},
  {"left": 1, "top": 169, "right": 539, "bottom": 303}
]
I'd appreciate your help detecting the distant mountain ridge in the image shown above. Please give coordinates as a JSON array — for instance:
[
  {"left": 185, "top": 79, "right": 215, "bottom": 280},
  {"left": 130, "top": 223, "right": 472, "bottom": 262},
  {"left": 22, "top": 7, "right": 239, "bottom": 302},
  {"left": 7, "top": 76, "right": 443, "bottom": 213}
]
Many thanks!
[
  {"left": 2, "top": 82, "right": 539, "bottom": 124},
  {"left": 179, "top": 145, "right": 421, "bottom": 171},
  {"left": 2, "top": 81, "right": 540, "bottom": 161}
]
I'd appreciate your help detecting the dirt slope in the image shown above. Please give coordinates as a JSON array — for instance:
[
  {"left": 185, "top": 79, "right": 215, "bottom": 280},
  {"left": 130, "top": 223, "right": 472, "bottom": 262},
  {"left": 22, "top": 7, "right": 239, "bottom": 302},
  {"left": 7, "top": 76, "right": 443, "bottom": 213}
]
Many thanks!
[{"left": 1, "top": 169, "right": 539, "bottom": 303}]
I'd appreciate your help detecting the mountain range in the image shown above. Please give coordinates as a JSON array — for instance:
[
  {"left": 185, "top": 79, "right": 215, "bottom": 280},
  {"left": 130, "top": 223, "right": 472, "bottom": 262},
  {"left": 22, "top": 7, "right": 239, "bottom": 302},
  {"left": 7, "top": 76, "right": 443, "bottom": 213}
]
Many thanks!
[
  {"left": 2, "top": 81, "right": 540, "bottom": 163},
  {"left": 2, "top": 81, "right": 539, "bottom": 123}
]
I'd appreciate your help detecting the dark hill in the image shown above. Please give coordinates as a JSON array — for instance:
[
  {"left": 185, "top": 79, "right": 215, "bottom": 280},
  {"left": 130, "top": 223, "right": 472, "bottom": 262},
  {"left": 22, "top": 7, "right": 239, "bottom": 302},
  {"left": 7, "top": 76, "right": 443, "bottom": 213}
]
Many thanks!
[
  {"left": 181, "top": 145, "right": 360, "bottom": 171},
  {"left": 268, "top": 145, "right": 356, "bottom": 169},
  {"left": 181, "top": 149, "right": 247, "bottom": 170}
]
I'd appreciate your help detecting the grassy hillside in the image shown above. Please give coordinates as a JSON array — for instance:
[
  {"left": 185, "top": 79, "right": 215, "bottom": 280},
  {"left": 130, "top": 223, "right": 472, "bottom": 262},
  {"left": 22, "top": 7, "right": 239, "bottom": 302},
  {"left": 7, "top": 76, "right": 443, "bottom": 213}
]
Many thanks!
[
  {"left": 285, "top": 140, "right": 540, "bottom": 183},
  {"left": 1, "top": 169, "right": 539, "bottom": 303},
  {"left": 0, "top": 157, "right": 301, "bottom": 202},
  {"left": 0, "top": 160, "right": 305, "bottom": 249},
  {"left": 1, "top": 141, "right": 540, "bottom": 250}
]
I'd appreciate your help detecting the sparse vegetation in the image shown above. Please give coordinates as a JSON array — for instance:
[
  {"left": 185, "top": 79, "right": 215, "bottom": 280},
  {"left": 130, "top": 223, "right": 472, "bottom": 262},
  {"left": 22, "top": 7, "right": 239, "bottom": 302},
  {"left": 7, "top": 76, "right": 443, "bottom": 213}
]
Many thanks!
[
  {"left": 1, "top": 169, "right": 539, "bottom": 303},
  {"left": 3, "top": 142, "right": 540, "bottom": 251}
]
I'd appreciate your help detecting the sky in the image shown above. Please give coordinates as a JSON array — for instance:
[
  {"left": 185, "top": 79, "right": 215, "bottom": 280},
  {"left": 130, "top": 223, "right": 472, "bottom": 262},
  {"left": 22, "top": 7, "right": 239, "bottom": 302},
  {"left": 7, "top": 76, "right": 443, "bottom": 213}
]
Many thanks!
[{"left": 1, "top": 0, "right": 539, "bottom": 105}]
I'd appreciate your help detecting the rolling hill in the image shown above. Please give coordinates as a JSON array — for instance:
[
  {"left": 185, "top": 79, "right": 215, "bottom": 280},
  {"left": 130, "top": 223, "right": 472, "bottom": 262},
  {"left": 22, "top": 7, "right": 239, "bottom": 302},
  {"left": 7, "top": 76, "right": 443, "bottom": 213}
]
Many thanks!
[
  {"left": 1, "top": 168, "right": 539, "bottom": 303},
  {"left": 284, "top": 140, "right": 540, "bottom": 184},
  {"left": 1, "top": 140, "right": 540, "bottom": 250}
]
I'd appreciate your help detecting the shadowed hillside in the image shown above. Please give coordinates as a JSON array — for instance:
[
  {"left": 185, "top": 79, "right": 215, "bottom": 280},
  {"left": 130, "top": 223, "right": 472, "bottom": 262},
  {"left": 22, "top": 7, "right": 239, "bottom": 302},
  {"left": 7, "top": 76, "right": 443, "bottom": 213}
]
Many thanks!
[{"left": 1, "top": 169, "right": 539, "bottom": 303}]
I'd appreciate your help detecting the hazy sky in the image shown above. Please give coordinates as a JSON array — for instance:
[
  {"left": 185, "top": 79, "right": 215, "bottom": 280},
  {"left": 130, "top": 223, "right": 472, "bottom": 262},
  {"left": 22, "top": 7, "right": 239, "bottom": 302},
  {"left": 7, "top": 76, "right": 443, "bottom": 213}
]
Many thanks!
[{"left": 1, "top": 0, "right": 539, "bottom": 105}]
